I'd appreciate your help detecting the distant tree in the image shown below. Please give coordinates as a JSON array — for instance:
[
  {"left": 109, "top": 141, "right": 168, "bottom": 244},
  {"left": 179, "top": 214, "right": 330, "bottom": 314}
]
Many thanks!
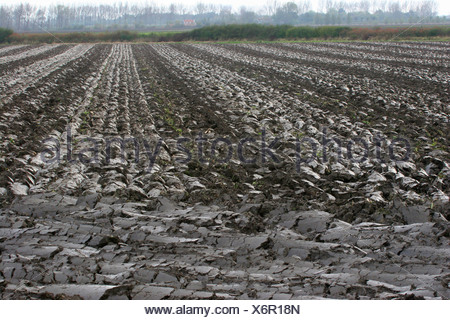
[
  {"left": 169, "top": 3, "right": 177, "bottom": 22},
  {"left": 239, "top": 6, "right": 257, "bottom": 24},
  {"left": 299, "top": 10, "right": 315, "bottom": 24},
  {"left": 13, "top": 4, "right": 25, "bottom": 31},
  {"left": 417, "top": 0, "right": 438, "bottom": 17},
  {"left": 359, "top": 0, "right": 371, "bottom": 12},
  {"left": 195, "top": 2, "right": 207, "bottom": 15},
  {"left": 265, "top": 0, "right": 279, "bottom": 15},
  {"left": 35, "top": 8, "right": 47, "bottom": 29},
  {"left": 298, "top": 1, "right": 312, "bottom": 14},
  {"left": 388, "top": 1, "right": 401, "bottom": 13},
  {"left": 218, "top": 5, "right": 233, "bottom": 24},
  {"left": 178, "top": 3, "right": 189, "bottom": 15},
  {"left": 55, "top": 5, "right": 69, "bottom": 30},
  {"left": 0, "top": 7, "right": 13, "bottom": 28},
  {"left": 274, "top": 2, "right": 299, "bottom": 24}
]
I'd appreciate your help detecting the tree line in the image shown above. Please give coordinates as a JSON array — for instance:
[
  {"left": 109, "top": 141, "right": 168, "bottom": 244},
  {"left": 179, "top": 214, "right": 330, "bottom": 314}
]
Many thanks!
[
  {"left": 0, "top": 1, "right": 446, "bottom": 33},
  {"left": 3, "top": 25, "right": 449, "bottom": 44}
]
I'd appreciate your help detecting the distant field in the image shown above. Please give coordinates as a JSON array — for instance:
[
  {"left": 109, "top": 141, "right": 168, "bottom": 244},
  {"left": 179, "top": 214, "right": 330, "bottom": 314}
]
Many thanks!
[{"left": 2, "top": 25, "right": 450, "bottom": 43}]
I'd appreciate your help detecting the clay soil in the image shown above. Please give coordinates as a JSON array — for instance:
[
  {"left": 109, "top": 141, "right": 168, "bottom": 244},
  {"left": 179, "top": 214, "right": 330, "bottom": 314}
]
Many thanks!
[{"left": 0, "top": 42, "right": 448, "bottom": 299}]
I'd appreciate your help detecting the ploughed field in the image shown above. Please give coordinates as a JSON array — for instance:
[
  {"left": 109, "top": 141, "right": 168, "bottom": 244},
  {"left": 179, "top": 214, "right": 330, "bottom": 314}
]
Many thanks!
[{"left": 0, "top": 42, "right": 449, "bottom": 299}]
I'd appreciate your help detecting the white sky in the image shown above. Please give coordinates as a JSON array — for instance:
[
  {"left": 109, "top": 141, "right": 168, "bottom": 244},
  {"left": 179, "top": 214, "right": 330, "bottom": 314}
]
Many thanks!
[{"left": 0, "top": 0, "right": 449, "bottom": 15}]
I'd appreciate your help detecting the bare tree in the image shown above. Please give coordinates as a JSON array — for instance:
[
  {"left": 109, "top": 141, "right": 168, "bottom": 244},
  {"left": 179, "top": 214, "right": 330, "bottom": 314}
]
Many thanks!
[
  {"left": 13, "top": 4, "right": 25, "bottom": 31},
  {"left": 169, "top": 3, "right": 177, "bottom": 15},
  {"left": 298, "top": 0, "right": 311, "bottom": 14},
  {"left": 195, "top": 2, "right": 207, "bottom": 15},
  {"left": 0, "top": 6, "right": 13, "bottom": 28},
  {"left": 35, "top": 7, "right": 46, "bottom": 29},
  {"left": 177, "top": 3, "right": 189, "bottom": 15},
  {"left": 359, "top": 0, "right": 371, "bottom": 12},
  {"left": 265, "top": 0, "right": 279, "bottom": 16},
  {"left": 388, "top": 1, "right": 401, "bottom": 13},
  {"left": 400, "top": 0, "right": 411, "bottom": 12},
  {"left": 417, "top": 0, "right": 438, "bottom": 17}
]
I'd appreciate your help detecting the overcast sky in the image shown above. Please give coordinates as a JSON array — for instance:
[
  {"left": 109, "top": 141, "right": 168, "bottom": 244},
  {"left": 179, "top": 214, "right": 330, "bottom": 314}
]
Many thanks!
[{"left": 0, "top": 0, "right": 449, "bottom": 15}]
